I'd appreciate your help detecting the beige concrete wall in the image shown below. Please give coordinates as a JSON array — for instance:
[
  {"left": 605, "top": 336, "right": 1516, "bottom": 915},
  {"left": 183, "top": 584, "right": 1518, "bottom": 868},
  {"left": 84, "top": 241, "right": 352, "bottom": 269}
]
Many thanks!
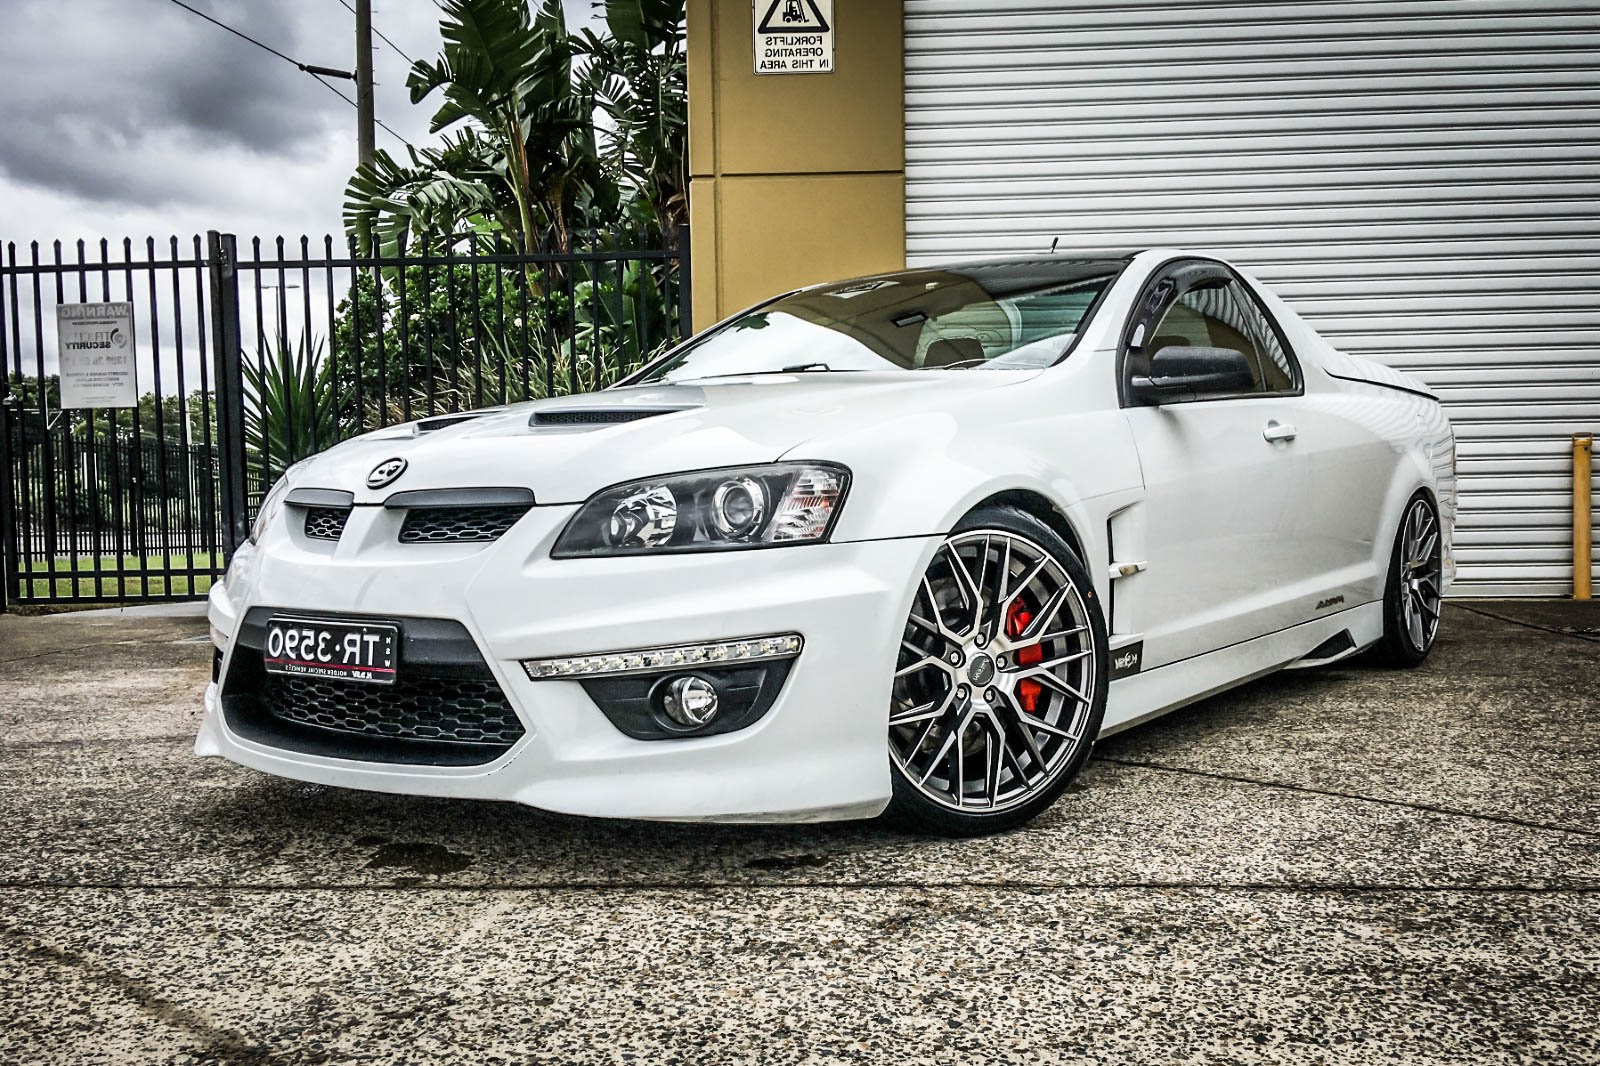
[{"left": 687, "top": 0, "right": 906, "bottom": 330}]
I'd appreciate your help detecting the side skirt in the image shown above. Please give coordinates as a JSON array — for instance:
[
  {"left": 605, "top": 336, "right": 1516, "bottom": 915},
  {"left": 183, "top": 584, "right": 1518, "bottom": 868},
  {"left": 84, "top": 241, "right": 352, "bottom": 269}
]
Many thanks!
[{"left": 1097, "top": 601, "right": 1383, "bottom": 738}]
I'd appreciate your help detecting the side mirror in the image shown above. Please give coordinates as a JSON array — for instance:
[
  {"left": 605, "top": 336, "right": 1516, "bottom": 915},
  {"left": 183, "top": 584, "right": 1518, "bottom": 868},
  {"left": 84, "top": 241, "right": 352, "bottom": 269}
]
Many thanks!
[{"left": 1130, "top": 345, "right": 1255, "bottom": 404}]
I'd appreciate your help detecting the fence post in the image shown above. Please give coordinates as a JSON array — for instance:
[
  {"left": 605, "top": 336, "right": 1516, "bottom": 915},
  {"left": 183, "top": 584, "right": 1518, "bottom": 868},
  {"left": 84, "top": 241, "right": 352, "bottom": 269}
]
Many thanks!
[
  {"left": 0, "top": 392, "right": 16, "bottom": 613},
  {"left": 676, "top": 225, "right": 692, "bottom": 341},
  {"left": 208, "top": 232, "right": 249, "bottom": 559}
]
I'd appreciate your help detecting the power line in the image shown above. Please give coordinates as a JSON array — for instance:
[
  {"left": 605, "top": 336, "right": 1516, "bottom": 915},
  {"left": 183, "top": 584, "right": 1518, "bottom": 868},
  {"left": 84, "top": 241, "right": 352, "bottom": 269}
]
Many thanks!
[
  {"left": 162, "top": 0, "right": 411, "bottom": 151},
  {"left": 334, "top": 0, "right": 416, "bottom": 65},
  {"left": 164, "top": 0, "right": 353, "bottom": 79},
  {"left": 308, "top": 73, "right": 414, "bottom": 149}
]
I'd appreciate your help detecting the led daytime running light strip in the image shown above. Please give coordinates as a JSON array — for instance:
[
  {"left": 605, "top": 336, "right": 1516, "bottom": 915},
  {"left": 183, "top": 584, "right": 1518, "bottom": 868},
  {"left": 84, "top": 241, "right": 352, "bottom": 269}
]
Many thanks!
[{"left": 522, "top": 633, "right": 803, "bottom": 680}]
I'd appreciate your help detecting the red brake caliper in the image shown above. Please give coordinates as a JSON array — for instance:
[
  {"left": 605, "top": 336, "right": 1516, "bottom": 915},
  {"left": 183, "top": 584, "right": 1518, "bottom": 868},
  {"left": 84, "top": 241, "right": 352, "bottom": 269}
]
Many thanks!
[{"left": 1005, "top": 599, "right": 1045, "bottom": 713}]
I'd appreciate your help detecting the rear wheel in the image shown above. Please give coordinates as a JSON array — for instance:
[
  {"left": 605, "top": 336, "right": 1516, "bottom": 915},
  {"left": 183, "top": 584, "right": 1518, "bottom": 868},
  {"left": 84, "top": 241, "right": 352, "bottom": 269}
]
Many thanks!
[
  {"left": 885, "top": 506, "right": 1108, "bottom": 836},
  {"left": 1376, "top": 493, "right": 1443, "bottom": 666}
]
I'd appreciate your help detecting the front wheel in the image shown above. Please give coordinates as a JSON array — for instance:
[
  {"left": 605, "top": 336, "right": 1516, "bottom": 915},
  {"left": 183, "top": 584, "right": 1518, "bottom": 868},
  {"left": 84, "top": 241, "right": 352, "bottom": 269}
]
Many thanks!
[
  {"left": 1376, "top": 492, "right": 1443, "bottom": 667},
  {"left": 885, "top": 505, "right": 1109, "bottom": 836}
]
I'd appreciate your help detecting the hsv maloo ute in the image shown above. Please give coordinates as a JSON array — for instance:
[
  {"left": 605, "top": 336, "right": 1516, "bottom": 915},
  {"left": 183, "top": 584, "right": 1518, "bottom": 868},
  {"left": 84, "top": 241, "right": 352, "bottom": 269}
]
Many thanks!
[{"left": 199, "top": 249, "right": 1454, "bottom": 835}]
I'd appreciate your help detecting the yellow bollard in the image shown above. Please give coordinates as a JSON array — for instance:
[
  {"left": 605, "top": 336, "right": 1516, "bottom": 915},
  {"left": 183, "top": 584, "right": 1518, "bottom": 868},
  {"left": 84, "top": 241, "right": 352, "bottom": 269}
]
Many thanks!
[{"left": 1577, "top": 433, "right": 1593, "bottom": 601}]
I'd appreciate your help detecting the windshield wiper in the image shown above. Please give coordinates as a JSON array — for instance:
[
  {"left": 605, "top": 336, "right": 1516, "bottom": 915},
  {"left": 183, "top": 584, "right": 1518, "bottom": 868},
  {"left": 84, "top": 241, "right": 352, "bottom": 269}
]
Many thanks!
[{"left": 679, "top": 363, "right": 845, "bottom": 381}]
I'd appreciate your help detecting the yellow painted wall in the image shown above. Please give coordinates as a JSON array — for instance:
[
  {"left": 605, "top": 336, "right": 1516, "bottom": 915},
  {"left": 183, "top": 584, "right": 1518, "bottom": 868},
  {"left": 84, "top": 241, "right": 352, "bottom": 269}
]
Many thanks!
[{"left": 687, "top": 0, "right": 906, "bottom": 330}]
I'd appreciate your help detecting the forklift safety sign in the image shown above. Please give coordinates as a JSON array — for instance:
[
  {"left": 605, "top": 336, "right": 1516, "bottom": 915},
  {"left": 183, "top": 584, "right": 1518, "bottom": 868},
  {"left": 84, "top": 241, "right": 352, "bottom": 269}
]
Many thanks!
[{"left": 754, "top": 0, "right": 833, "bottom": 74}]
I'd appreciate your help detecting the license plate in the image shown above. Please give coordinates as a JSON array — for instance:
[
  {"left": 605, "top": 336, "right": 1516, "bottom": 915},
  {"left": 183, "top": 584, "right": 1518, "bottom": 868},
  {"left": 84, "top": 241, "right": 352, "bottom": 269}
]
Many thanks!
[{"left": 263, "top": 617, "right": 399, "bottom": 685}]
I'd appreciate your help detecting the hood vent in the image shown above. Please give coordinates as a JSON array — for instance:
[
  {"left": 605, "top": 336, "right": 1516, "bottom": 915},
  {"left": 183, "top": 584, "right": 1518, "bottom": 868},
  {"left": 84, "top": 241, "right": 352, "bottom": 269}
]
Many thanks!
[
  {"left": 529, "top": 406, "right": 688, "bottom": 428},
  {"left": 417, "top": 414, "right": 478, "bottom": 432},
  {"left": 417, "top": 409, "right": 503, "bottom": 433}
]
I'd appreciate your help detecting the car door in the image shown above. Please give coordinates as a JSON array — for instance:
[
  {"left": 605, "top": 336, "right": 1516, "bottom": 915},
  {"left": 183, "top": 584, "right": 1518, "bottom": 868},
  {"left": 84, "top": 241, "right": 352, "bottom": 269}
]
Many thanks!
[
  {"left": 1115, "top": 261, "right": 1310, "bottom": 671},
  {"left": 1238, "top": 277, "right": 1399, "bottom": 615}
]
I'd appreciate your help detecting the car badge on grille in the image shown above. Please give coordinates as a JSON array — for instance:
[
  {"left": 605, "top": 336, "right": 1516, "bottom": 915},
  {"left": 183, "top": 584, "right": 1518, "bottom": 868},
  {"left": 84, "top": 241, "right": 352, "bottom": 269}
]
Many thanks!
[{"left": 367, "top": 457, "right": 408, "bottom": 488}]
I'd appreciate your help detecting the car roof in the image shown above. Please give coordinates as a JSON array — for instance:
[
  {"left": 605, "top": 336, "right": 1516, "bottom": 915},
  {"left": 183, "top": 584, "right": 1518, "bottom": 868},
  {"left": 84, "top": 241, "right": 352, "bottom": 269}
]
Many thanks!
[
  {"left": 889, "top": 253, "right": 1141, "bottom": 297},
  {"left": 784, "top": 251, "right": 1149, "bottom": 308}
]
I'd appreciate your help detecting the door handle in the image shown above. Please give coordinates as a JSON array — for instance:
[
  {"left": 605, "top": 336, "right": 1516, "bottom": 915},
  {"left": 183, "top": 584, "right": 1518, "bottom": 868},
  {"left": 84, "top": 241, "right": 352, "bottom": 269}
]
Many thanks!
[{"left": 1263, "top": 420, "right": 1297, "bottom": 443}]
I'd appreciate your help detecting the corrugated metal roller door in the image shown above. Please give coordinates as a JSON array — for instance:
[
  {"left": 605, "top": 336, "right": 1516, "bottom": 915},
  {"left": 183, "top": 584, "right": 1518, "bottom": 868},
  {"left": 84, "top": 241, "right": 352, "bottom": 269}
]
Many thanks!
[{"left": 904, "top": 0, "right": 1600, "bottom": 596}]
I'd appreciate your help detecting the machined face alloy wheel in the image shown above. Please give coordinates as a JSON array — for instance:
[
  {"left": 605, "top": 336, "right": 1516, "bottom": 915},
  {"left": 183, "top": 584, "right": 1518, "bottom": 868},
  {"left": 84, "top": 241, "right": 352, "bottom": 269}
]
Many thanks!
[
  {"left": 890, "top": 529, "right": 1098, "bottom": 814},
  {"left": 1399, "top": 497, "right": 1443, "bottom": 652}
]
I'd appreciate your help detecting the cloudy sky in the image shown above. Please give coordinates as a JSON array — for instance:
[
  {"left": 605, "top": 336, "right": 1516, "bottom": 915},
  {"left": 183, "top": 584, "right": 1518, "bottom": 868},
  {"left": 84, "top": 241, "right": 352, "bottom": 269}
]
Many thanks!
[{"left": 0, "top": 0, "right": 599, "bottom": 249}]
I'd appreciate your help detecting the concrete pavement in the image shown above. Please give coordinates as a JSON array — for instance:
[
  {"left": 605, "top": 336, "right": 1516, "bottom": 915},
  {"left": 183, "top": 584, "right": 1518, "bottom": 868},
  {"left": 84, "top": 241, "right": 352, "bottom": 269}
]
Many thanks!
[{"left": 0, "top": 602, "right": 1596, "bottom": 1064}]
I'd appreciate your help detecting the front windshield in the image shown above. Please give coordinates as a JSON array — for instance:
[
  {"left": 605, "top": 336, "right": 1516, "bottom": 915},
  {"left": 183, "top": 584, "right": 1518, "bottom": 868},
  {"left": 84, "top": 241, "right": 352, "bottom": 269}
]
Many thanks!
[{"left": 633, "top": 260, "right": 1126, "bottom": 384}]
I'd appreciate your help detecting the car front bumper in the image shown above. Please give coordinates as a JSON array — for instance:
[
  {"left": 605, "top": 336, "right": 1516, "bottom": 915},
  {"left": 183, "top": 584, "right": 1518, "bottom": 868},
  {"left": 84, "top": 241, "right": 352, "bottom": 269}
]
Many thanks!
[{"left": 197, "top": 503, "right": 935, "bottom": 823}]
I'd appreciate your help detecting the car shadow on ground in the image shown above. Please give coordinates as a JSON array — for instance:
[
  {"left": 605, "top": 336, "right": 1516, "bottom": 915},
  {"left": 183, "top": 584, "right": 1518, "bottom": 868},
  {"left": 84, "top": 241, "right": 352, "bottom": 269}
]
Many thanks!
[{"left": 188, "top": 662, "right": 1360, "bottom": 883}]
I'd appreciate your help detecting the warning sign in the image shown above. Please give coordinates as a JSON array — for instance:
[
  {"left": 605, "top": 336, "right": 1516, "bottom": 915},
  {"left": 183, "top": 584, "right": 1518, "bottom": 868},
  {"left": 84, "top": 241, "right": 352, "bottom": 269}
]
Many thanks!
[
  {"left": 754, "top": 0, "right": 834, "bottom": 75},
  {"left": 56, "top": 302, "right": 137, "bottom": 409}
]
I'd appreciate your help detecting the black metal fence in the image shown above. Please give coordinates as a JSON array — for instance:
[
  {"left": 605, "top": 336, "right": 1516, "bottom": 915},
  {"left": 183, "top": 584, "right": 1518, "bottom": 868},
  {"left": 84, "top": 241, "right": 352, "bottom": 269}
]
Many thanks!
[{"left": 0, "top": 230, "right": 689, "bottom": 608}]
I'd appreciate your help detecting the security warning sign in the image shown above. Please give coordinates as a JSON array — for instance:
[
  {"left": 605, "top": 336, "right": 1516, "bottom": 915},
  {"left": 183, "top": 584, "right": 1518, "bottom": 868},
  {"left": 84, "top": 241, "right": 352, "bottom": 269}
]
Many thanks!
[
  {"left": 754, "top": 0, "right": 833, "bottom": 74},
  {"left": 56, "top": 302, "right": 137, "bottom": 409}
]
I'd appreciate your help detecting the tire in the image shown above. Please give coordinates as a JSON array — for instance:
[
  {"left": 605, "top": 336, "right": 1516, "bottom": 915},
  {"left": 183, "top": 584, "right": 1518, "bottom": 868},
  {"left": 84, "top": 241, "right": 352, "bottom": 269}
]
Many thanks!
[
  {"left": 1375, "top": 492, "right": 1443, "bottom": 667},
  {"left": 884, "top": 505, "right": 1109, "bottom": 836}
]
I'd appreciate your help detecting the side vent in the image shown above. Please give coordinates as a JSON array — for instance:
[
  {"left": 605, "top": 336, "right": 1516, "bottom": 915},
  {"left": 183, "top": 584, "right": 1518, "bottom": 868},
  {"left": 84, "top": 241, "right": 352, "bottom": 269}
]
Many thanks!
[
  {"left": 1285, "top": 629, "right": 1359, "bottom": 670},
  {"left": 1105, "top": 517, "right": 1117, "bottom": 633}
]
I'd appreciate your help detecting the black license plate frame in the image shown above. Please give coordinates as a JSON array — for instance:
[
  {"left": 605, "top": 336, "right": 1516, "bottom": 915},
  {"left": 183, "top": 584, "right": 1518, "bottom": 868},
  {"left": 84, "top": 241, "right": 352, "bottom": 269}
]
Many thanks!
[{"left": 263, "top": 616, "right": 400, "bottom": 685}]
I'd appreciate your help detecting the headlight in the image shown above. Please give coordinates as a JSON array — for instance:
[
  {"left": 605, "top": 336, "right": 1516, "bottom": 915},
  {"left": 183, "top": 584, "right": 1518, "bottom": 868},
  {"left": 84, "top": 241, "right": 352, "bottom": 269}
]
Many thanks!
[
  {"left": 249, "top": 460, "right": 310, "bottom": 544},
  {"left": 552, "top": 462, "right": 849, "bottom": 558}
]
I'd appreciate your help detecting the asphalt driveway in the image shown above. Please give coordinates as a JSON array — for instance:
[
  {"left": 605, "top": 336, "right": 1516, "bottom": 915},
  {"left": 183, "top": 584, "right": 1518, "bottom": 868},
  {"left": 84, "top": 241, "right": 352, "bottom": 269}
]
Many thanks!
[{"left": 1, "top": 601, "right": 1596, "bottom": 1065}]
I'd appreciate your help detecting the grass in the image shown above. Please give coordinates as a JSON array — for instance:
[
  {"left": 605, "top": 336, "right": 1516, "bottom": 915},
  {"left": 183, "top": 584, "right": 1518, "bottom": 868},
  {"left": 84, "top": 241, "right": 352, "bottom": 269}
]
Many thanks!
[{"left": 20, "top": 552, "right": 219, "bottom": 601}]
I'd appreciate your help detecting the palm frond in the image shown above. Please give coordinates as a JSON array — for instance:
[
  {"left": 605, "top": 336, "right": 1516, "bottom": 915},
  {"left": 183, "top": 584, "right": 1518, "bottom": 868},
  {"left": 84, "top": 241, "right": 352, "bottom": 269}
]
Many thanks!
[{"left": 243, "top": 335, "right": 337, "bottom": 479}]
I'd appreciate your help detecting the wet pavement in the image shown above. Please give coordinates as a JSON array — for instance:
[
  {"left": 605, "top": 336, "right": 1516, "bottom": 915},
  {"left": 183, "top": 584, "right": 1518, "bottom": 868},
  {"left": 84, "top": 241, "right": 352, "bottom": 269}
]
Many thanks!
[{"left": 1, "top": 601, "right": 1596, "bottom": 1064}]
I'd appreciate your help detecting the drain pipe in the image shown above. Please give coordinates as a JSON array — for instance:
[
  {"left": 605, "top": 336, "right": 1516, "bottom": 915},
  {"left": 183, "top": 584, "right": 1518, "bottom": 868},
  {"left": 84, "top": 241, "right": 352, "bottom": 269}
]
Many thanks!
[{"left": 1577, "top": 433, "right": 1593, "bottom": 601}]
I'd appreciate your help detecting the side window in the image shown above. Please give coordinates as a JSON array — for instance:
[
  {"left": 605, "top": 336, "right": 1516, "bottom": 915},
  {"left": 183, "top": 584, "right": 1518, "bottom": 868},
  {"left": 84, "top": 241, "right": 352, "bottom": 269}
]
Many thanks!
[
  {"left": 1146, "top": 299, "right": 1212, "bottom": 350},
  {"left": 1234, "top": 282, "right": 1297, "bottom": 392},
  {"left": 1146, "top": 279, "right": 1296, "bottom": 395}
]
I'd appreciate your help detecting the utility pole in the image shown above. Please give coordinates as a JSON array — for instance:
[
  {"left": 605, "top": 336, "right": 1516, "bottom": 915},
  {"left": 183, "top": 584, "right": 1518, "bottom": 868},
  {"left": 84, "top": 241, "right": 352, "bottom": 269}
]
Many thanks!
[{"left": 355, "top": 0, "right": 375, "bottom": 168}]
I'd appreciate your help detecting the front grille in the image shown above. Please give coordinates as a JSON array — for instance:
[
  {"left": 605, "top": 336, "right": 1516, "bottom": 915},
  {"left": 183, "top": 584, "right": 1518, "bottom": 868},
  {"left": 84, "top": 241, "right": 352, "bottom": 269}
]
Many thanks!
[
  {"left": 399, "top": 505, "right": 530, "bottom": 543},
  {"left": 220, "top": 609, "right": 524, "bottom": 767},
  {"left": 264, "top": 673, "right": 524, "bottom": 746},
  {"left": 304, "top": 507, "right": 350, "bottom": 540}
]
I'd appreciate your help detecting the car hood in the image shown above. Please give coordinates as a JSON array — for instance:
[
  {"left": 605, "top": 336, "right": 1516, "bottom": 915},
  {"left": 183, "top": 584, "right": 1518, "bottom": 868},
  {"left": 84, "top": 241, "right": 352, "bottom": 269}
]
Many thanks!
[{"left": 294, "top": 371, "right": 1038, "bottom": 504}]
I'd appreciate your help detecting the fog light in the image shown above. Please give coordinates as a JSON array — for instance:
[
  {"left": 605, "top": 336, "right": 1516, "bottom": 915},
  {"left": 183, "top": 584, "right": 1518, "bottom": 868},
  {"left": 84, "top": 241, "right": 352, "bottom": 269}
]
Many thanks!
[{"left": 660, "top": 675, "right": 720, "bottom": 727}]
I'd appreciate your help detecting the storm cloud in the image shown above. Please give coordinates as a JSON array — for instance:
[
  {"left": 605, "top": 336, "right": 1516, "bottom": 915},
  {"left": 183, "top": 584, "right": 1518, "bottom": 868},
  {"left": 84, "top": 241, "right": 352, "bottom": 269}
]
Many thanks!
[
  {"left": 0, "top": 0, "right": 353, "bottom": 208},
  {"left": 0, "top": 0, "right": 598, "bottom": 247}
]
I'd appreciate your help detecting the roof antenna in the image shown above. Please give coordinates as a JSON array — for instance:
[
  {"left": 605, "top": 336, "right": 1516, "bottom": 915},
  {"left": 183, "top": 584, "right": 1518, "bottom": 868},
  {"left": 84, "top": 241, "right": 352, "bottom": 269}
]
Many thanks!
[{"left": 1049, "top": 237, "right": 1059, "bottom": 254}]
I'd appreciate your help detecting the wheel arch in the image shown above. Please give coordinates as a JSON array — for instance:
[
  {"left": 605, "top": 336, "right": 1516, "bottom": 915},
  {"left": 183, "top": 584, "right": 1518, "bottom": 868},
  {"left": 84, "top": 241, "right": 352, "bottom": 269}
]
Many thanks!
[
  {"left": 966, "top": 488, "right": 1090, "bottom": 564},
  {"left": 1380, "top": 448, "right": 1443, "bottom": 551},
  {"left": 1370, "top": 435, "right": 1450, "bottom": 595}
]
